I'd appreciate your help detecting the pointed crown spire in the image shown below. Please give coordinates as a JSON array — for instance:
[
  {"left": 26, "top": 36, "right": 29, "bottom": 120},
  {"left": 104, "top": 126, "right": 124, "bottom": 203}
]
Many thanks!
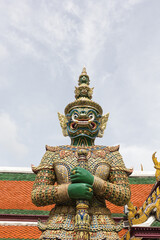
[
  {"left": 78, "top": 67, "right": 90, "bottom": 85},
  {"left": 64, "top": 67, "right": 103, "bottom": 115}
]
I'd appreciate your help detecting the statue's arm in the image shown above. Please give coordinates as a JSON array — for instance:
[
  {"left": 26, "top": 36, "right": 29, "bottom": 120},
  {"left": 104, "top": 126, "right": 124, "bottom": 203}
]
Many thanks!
[
  {"left": 93, "top": 152, "right": 131, "bottom": 206},
  {"left": 93, "top": 170, "right": 130, "bottom": 206},
  {"left": 31, "top": 152, "right": 70, "bottom": 207}
]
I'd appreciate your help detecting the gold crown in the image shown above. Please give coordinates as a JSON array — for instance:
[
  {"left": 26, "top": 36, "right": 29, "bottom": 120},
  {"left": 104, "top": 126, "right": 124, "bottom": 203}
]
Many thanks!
[{"left": 64, "top": 67, "right": 103, "bottom": 115}]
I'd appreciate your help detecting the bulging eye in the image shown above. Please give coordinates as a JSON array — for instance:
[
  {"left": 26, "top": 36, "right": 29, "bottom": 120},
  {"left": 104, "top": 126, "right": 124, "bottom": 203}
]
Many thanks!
[
  {"left": 88, "top": 113, "right": 95, "bottom": 121},
  {"left": 72, "top": 112, "right": 79, "bottom": 121}
]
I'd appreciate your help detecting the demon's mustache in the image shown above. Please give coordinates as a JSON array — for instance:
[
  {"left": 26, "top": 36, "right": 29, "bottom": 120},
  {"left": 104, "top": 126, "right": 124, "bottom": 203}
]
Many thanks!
[
  {"left": 72, "top": 114, "right": 95, "bottom": 122},
  {"left": 70, "top": 119, "right": 96, "bottom": 130}
]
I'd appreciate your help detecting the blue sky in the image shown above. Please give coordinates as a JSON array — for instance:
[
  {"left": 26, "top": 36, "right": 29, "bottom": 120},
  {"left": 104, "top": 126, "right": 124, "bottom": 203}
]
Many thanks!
[{"left": 0, "top": 0, "right": 160, "bottom": 171}]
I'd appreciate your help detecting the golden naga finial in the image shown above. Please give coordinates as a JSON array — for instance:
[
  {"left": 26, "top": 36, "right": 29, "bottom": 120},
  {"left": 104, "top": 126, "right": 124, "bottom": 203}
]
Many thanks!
[
  {"left": 141, "top": 164, "right": 143, "bottom": 171},
  {"left": 152, "top": 152, "right": 160, "bottom": 181},
  {"left": 127, "top": 200, "right": 137, "bottom": 225}
]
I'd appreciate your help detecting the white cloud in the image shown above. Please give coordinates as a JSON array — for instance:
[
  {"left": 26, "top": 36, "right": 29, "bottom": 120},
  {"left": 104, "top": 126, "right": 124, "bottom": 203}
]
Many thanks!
[
  {"left": 0, "top": 44, "right": 9, "bottom": 60},
  {"left": 120, "top": 144, "right": 157, "bottom": 171},
  {"left": 0, "top": 0, "right": 159, "bottom": 169},
  {"left": 0, "top": 113, "right": 28, "bottom": 163}
]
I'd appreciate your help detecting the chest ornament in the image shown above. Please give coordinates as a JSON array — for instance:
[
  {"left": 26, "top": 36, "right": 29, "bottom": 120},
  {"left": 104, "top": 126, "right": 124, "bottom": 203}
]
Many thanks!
[
  {"left": 59, "top": 150, "right": 73, "bottom": 159},
  {"left": 75, "top": 150, "right": 91, "bottom": 160},
  {"left": 92, "top": 150, "right": 106, "bottom": 159}
]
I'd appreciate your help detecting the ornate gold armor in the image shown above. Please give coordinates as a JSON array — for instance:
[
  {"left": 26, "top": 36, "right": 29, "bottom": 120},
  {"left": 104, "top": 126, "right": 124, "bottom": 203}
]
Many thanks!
[{"left": 32, "top": 145, "right": 131, "bottom": 240}]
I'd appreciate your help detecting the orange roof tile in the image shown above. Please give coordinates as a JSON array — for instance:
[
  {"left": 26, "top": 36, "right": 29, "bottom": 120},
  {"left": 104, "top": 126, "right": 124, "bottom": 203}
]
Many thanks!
[
  {"left": 0, "top": 225, "right": 41, "bottom": 238},
  {"left": 119, "top": 229, "right": 128, "bottom": 238},
  {"left": 130, "top": 184, "right": 154, "bottom": 207},
  {"left": 0, "top": 181, "right": 52, "bottom": 211}
]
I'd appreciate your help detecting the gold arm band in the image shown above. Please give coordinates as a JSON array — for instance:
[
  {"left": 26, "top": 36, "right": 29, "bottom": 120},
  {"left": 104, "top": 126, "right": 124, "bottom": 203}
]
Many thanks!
[
  {"left": 93, "top": 176, "right": 106, "bottom": 196},
  {"left": 55, "top": 184, "right": 70, "bottom": 203}
]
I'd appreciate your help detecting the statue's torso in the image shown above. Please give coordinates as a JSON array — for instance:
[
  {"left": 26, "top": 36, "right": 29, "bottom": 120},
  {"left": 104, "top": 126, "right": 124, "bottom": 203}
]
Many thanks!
[{"left": 37, "top": 145, "right": 125, "bottom": 239}]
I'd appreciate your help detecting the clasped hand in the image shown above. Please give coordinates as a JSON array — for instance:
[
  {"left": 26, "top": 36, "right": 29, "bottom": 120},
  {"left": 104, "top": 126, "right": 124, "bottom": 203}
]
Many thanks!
[{"left": 68, "top": 167, "right": 94, "bottom": 200}]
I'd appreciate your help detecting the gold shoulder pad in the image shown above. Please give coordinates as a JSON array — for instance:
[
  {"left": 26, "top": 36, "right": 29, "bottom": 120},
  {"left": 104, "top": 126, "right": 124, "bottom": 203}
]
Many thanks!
[
  {"left": 104, "top": 145, "right": 120, "bottom": 153},
  {"left": 45, "top": 145, "right": 60, "bottom": 152}
]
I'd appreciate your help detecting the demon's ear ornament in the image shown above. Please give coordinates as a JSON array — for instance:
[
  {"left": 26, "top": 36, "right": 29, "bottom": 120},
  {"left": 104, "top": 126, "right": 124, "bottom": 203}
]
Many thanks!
[
  {"left": 98, "top": 113, "right": 109, "bottom": 138},
  {"left": 57, "top": 112, "right": 68, "bottom": 137}
]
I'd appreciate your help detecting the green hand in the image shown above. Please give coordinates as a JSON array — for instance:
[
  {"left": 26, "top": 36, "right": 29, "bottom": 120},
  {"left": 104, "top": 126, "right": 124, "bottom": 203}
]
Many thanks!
[
  {"left": 71, "top": 167, "right": 94, "bottom": 185},
  {"left": 68, "top": 183, "right": 93, "bottom": 200}
]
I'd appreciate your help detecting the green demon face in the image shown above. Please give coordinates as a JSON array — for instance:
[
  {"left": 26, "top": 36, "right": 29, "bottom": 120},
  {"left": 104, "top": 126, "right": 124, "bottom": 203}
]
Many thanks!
[
  {"left": 66, "top": 107, "right": 101, "bottom": 139},
  {"left": 79, "top": 75, "right": 89, "bottom": 85}
]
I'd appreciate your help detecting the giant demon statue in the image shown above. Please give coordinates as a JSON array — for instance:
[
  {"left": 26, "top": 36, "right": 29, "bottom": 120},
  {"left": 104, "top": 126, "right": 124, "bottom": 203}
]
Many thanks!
[{"left": 32, "top": 68, "right": 131, "bottom": 240}]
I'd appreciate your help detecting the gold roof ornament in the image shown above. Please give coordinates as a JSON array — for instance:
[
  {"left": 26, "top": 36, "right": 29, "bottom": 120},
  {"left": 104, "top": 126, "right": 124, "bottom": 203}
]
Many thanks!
[
  {"left": 125, "top": 153, "right": 160, "bottom": 232},
  {"left": 64, "top": 67, "right": 103, "bottom": 115},
  {"left": 152, "top": 152, "right": 160, "bottom": 182},
  {"left": 127, "top": 186, "right": 160, "bottom": 226}
]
